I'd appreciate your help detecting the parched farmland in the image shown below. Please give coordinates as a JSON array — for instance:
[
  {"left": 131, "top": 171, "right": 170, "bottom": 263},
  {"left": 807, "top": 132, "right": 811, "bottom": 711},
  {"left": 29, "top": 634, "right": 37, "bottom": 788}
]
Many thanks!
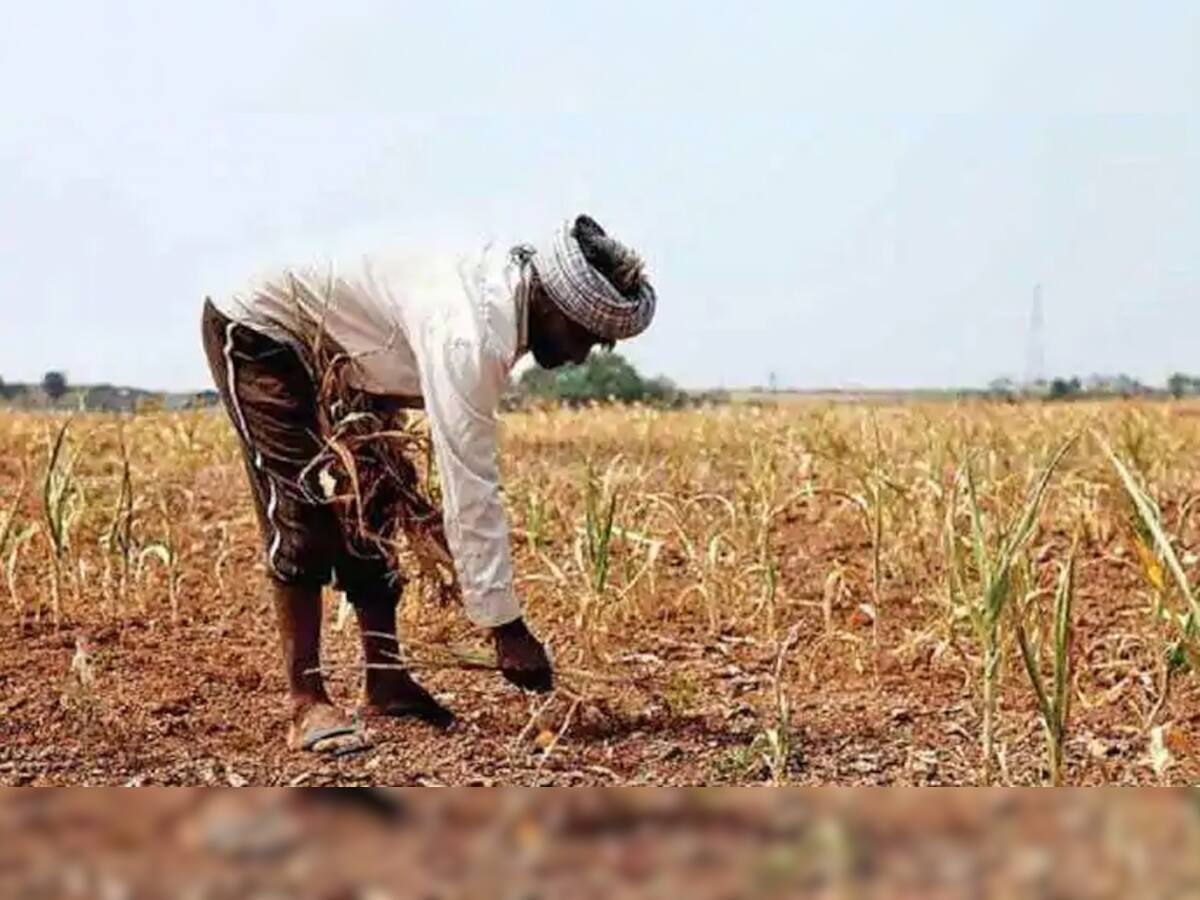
[{"left": 2, "top": 401, "right": 1199, "bottom": 786}]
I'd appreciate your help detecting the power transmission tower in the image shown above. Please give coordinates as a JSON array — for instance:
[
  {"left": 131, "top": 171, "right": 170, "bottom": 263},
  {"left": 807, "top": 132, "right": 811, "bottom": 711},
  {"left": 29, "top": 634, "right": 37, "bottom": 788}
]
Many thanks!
[{"left": 1025, "top": 283, "right": 1045, "bottom": 388}]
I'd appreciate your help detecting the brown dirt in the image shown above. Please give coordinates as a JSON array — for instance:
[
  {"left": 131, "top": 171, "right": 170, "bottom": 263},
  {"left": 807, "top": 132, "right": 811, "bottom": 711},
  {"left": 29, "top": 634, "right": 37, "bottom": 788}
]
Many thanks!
[{"left": 2, "top": 522, "right": 1198, "bottom": 788}]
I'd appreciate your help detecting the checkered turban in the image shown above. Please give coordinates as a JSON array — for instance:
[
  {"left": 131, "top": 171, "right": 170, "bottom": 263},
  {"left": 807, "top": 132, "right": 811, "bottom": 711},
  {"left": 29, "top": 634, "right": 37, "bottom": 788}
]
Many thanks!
[{"left": 529, "top": 218, "right": 656, "bottom": 341}]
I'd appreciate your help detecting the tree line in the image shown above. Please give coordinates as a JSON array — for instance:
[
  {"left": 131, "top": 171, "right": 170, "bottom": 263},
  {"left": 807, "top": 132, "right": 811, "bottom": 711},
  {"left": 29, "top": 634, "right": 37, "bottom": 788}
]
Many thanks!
[
  {"left": 988, "top": 373, "right": 1200, "bottom": 401},
  {"left": 0, "top": 372, "right": 218, "bottom": 412},
  {"left": 0, "top": 371, "right": 69, "bottom": 402},
  {"left": 9, "top": 363, "right": 1200, "bottom": 411}
]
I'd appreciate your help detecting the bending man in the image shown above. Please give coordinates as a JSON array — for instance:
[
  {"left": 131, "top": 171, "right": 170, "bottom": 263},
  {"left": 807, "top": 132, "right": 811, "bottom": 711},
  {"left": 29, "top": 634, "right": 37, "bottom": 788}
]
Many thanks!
[{"left": 201, "top": 215, "right": 657, "bottom": 754}]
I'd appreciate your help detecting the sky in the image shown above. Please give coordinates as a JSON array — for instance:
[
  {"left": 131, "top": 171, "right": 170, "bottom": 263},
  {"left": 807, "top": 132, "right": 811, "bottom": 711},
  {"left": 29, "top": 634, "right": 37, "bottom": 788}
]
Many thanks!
[{"left": 1, "top": 1, "right": 1197, "bottom": 392}]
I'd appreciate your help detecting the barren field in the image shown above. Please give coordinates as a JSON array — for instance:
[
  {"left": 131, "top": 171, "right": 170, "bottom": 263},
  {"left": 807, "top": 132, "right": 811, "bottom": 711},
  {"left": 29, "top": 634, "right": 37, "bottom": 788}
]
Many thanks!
[{"left": 2, "top": 401, "right": 1200, "bottom": 786}]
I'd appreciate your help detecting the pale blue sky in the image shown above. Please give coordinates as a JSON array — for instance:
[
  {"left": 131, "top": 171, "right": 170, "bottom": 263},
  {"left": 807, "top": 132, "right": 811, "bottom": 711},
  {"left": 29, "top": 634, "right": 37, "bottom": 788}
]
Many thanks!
[{"left": 1, "top": 2, "right": 1196, "bottom": 390}]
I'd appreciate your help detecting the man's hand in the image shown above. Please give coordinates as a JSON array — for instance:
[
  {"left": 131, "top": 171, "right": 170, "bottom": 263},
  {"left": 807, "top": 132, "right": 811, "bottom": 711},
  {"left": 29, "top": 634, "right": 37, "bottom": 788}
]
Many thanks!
[{"left": 492, "top": 618, "right": 553, "bottom": 693}]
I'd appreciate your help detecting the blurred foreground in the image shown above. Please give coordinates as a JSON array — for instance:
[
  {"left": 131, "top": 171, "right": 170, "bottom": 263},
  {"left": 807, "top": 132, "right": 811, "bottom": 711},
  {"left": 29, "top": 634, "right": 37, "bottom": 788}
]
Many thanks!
[{"left": 2, "top": 788, "right": 1199, "bottom": 898}]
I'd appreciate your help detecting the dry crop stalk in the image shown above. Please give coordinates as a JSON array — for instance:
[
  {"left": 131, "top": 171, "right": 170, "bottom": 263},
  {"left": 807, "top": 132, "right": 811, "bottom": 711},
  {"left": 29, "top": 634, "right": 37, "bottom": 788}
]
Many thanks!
[
  {"left": 1013, "top": 536, "right": 1078, "bottom": 786},
  {"left": 575, "top": 461, "right": 620, "bottom": 661},
  {"left": 1098, "top": 432, "right": 1200, "bottom": 721},
  {"left": 759, "top": 622, "right": 803, "bottom": 784},
  {"left": 41, "top": 419, "right": 81, "bottom": 625},
  {"left": 868, "top": 411, "right": 885, "bottom": 651},
  {"left": 0, "top": 470, "right": 28, "bottom": 565},
  {"left": 946, "top": 436, "right": 1076, "bottom": 784},
  {"left": 1, "top": 470, "right": 34, "bottom": 623},
  {"left": 101, "top": 425, "right": 136, "bottom": 617}
]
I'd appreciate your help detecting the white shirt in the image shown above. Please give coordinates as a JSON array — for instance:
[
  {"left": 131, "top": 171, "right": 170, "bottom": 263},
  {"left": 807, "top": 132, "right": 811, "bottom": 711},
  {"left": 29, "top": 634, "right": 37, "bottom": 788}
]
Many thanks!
[{"left": 210, "top": 243, "right": 527, "bottom": 628}]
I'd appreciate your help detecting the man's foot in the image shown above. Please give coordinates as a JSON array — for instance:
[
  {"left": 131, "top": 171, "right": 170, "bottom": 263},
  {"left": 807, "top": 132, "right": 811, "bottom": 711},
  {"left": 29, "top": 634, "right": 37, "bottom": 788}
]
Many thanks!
[
  {"left": 286, "top": 700, "right": 371, "bottom": 757},
  {"left": 360, "top": 670, "right": 456, "bottom": 730},
  {"left": 492, "top": 618, "right": 554, "bottom": 693}
]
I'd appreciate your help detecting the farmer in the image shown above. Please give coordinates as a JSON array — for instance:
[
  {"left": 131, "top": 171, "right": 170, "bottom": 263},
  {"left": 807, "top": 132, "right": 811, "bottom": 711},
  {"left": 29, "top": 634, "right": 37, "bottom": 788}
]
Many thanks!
[{"left": 201, "top": 215, "right": 656, "bottom": 754}]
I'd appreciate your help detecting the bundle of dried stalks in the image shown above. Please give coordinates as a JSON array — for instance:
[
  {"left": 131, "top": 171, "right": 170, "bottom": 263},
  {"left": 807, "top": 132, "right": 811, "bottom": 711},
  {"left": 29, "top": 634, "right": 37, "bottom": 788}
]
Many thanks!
[{"left": 287, "top": 289, "right": 459, "bottom": 606}]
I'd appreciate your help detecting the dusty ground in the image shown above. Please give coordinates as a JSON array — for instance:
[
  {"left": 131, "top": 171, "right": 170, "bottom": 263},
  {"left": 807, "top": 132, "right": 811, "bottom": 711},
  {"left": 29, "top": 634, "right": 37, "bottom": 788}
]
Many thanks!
[
  {"left": 3, "top": 566, "right": 1198, "bottom": 787},
  {"left": 2, "top": 402, "right": 1200, "bottom": 786}
]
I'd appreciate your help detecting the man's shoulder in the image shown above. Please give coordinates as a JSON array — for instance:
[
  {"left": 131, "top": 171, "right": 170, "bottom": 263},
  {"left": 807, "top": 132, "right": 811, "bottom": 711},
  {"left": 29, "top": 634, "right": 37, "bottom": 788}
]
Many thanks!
[{"left": 351, "top": 242, "right": 496, "bottom": 292}]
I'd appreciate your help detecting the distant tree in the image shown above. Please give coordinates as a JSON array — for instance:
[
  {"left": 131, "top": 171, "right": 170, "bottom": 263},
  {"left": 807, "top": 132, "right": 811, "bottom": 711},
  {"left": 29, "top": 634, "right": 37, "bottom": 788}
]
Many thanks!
[
  {"left": 518, "top": 352, "right": 680, "bottom": 407},
  {"left": 1112, "top": 374, "right": 1147, "bottom": 397},
  {"left": 987, "top": 377, "right": 1017, "bottom": 401},
  {"left": 1168, "top": 373, "right": 1198, "bottom": 399},
  {"left": 1048, "top": 376, "right": 1082, "bottom": 400},
  {"left": 0, "top": 376, "right": 7, "bottom": 400},
  {"left": 644, "top": 375, "right": 682, "bottom": 406},
  {"left": 42, "top": 371, "right": 68, "bottom": 402}
]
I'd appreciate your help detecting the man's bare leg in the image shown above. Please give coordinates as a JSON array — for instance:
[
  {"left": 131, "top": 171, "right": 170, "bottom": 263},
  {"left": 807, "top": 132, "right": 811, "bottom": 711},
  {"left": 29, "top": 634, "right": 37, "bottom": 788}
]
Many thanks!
[
  {"left": 352, "top": 588, "right": 455, "bottom": 729},
  {"left": 273, "top": 582, "right": 363, "bottom": 754}
]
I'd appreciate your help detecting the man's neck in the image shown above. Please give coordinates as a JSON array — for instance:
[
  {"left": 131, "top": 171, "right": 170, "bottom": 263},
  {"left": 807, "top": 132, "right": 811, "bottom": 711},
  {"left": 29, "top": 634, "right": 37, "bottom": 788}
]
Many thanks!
[{"left": 514, "top": 272, "right": 532, "bottom": 358}]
